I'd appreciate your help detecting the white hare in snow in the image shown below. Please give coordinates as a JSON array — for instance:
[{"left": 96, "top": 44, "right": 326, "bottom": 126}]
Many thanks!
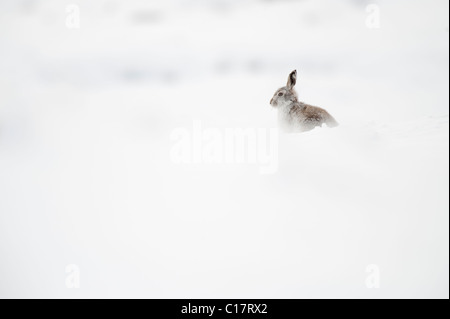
[{"left": 270, "top": 70, "right": 338, "bottom": 132}]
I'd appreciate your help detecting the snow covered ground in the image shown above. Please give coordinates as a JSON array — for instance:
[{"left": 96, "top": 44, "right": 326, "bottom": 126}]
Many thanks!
[{"left": 0, "top": 0, "right": 448, "bottom": 298}]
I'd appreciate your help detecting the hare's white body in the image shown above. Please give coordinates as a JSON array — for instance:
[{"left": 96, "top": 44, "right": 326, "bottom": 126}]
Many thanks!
[
  {"left": 270, "top": 70, "right": 338, "bottom": 133},
  {"left": 277, "top": 101, "right": 296, "bottom": 131}
]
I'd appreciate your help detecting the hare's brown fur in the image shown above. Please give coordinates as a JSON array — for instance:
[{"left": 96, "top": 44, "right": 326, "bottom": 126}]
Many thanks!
[{"left": 289, "top": 102, "right": 338, "bottom": 132}]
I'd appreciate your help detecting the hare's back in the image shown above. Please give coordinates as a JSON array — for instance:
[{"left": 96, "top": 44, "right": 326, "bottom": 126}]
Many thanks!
[
  {"left": 291, "top": 103, "right": 325, "bottom": 121},
  {"left": 303, "top": 104, "right": 329, "bottom": 118}
]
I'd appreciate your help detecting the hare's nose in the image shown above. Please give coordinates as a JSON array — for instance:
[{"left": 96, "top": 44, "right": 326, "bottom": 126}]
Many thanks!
[{"left": 270, "top": 98, "right": 273, "bottom": 104}]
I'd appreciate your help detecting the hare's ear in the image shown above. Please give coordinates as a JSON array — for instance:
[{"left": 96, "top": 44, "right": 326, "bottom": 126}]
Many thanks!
[{"left": 287, "top": 70, "right": 297, "bottom": 89}]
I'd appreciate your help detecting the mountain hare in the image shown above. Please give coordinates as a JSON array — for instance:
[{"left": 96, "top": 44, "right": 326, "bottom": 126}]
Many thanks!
[{"left": 270, "top": 70, "right": 338, "bottom": 132}]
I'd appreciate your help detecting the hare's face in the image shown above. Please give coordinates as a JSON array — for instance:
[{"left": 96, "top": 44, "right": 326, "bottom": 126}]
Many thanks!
[
  {"left": 270, "top": 88, "right": 295, "bottom": 108},
  {"left": 270, "top": 70, "right": 298, "bottom": 108}
]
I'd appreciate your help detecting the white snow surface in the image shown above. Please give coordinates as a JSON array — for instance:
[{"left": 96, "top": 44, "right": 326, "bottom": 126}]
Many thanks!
[{"left": 0, "top": 0, "right": 448, "bottom": 298}]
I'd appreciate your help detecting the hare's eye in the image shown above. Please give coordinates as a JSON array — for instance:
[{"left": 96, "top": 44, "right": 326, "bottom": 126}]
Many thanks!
[{"left": 278, "top": 92, "right": 284, "bottom": 96}]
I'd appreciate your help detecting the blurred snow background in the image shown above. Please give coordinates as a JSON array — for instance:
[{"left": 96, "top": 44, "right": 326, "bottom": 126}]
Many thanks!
[{"left": 0, "top": 0, "right": 448, "bottom": 298}]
